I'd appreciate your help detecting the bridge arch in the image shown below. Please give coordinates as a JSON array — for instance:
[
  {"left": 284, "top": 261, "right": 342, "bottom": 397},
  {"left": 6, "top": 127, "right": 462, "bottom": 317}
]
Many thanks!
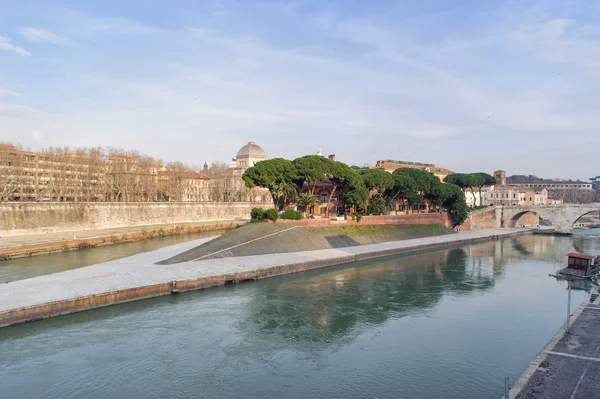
[
  {"left": 509, "top": 211, "right": 551, "bottom": 228},
  {"left": 572, "top": 210, "right": 600, "bottom": 229},
  {"left": 502, "top": 204, "right": 600, "bottom": 234}
]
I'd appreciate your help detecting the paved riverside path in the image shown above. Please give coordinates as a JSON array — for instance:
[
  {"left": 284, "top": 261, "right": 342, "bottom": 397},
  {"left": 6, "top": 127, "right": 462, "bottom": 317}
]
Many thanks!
[
  {"left": 512, "top": 296, "right": 600, "bottom": 399},
  {"left": 0, "top": 220, "right": 238, "bottom": 250},
  {"left": 0, "top": 228, "right": 523, "bottom": 327}
]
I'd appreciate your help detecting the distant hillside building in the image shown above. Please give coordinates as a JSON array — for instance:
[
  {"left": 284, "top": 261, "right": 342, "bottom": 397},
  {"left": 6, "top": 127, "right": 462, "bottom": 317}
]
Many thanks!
[
  {"left": 374, "top": 159, "right": 454, "bottom": 181},
  {"left": 506, "top": 175, "right": 593, "bottom": 204}
]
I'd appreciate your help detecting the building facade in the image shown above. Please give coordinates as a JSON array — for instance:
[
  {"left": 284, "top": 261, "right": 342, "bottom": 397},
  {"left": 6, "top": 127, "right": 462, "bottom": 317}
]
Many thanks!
[
  {"left": 0, "top": 142, "right": 271, "bottom": 204},
  {"left": 506, "top": 176, "right": 594, "bottom": 204},
  {"left": 483, "top": 186, "right": 521, "bottom": 206},
  {"left": 374, "top": 160, "right": 455, "bottom": 182},
  {"left": 518, "top": 187, "right": 548, "bottom": 206}
]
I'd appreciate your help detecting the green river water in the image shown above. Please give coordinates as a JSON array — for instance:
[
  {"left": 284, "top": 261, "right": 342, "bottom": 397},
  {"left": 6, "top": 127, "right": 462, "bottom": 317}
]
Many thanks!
[{"left": 1, "top": 230, "right": 599, "bottom": 398}]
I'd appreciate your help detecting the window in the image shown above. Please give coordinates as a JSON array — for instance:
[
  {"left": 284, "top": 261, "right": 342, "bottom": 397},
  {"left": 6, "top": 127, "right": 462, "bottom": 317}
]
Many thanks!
[{"left": 321, "top": 193, "right": 328, "bottom": 203}]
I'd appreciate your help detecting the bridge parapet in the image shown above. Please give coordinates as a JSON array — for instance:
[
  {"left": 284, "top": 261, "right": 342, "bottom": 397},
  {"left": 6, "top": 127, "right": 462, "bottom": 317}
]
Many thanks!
[{"left": 500, "top": 204, "right": 600, "bottom": 234}]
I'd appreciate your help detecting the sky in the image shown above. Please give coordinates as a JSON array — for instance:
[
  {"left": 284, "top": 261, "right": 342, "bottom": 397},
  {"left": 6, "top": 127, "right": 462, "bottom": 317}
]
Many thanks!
[{"left": 0, "top": 0, "right": 598, "bottom": 180}]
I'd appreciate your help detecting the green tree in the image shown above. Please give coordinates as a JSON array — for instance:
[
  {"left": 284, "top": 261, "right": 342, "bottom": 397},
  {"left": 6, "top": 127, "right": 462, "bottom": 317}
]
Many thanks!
[
  {"left": 344, "top": 188, "right": 370, "bottom": 215},
  {"left": 445, "top": 173, "right": 494, "bottom": 207},
  {"left": 388, "top": 173, "right": 420, "bottom": 207},
  {"left": 473, "top": 172, "right": 496, "bottom": 206},
  {"left": 297, "top": 192, "right": 319, "bottom": 218},
  {"left": 273, "top": 181, "right": 298, "bottom": 210},
  {"left": 367, "top": 195, "right": 387, "bottom": 215},
  {"left": 359, "top": 169, "right": 394, "bottom": 194},
  {"left": 292, "top": 155, "right": 332, "bottom": 194},
  {"left": 325, "top": 161, "right": 363, "bottom": 217},
  {"left": 393, "top": 168, "right": 438, "bottom": 194},
  {"left": 441, "top": 183, "right": 469, "bottom": 226},
  {"left": 242, "top": 158, "right": 297, "bottom": 210}
]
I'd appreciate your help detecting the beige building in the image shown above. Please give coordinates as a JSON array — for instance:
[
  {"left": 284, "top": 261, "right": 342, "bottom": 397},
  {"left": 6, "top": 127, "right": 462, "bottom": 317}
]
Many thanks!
[
  {"left": 483, "top": 186, "right": 521, "bottom": 206},
  {"left": 374, "top": 159, "right": 454, "bottom": 181},
  {"left": 483, "top": 185, "right": 549, "bottom": 207},
  {"left": 519, "top": 187, "right": 548, "bottom": 206}
]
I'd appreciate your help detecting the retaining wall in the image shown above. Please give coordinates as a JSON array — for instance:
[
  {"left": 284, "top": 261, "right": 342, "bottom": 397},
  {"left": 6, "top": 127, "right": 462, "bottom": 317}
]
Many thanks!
[
  {"left": 0, "top": 202, "right": 264, "bottom": 236},
  {"left": 458, "top": 208, "right": 502, "bottom": 231}
]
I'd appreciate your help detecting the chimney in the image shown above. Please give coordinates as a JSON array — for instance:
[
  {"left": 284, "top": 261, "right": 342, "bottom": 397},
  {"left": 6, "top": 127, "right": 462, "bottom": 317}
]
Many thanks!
[{"left": 328, "top": 154, "right": 336, "bottom": 161}]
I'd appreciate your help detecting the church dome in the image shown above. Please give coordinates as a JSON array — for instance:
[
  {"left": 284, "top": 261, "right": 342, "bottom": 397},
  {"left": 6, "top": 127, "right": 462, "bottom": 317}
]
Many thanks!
[{"left": 237, "top": 142, "right": 266, "bottom": 159}]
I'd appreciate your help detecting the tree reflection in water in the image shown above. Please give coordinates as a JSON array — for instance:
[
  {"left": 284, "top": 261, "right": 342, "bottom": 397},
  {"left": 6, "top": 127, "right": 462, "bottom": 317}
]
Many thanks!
[{"left": 241, "top": 247, "right": 495, "bottom": 347}]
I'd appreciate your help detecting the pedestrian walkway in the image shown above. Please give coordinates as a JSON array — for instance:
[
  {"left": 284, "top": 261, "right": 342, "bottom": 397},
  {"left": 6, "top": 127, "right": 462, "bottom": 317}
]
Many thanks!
[
  {"left": 512, "top": 297, "right": 600, "bottom": 398},
  {"left": 0, "top": 220, "right": 242, "bottom": 260},
  {"left": 0, "top": 220, "right": 239, "bottom": 250},
  {"left": 0, "top": 228, "right": 523, "bottom": 328}
]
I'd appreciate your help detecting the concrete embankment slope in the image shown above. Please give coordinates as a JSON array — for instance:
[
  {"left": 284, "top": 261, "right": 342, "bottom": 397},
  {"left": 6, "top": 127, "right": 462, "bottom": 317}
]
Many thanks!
[
  {"left": 160, "top": 223, "right": 453, "bottom": 263},
  {"left": 0, "top": 228, "right": 525, "bottom": 328}
]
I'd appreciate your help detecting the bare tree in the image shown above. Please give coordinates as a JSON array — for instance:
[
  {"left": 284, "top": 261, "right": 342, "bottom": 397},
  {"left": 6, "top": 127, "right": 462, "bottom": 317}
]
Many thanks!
[
  {"left": 164, "top": 161, "right": 191, "bottom": 201},
  {"left": 0, "top": 143, "right": 19, "bottom": 201}
]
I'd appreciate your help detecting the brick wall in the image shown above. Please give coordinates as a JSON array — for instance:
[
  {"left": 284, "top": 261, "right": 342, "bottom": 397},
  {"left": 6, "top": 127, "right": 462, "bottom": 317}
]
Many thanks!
[{"left": 457, "top": 208, "right": 500, "bottom": 231}]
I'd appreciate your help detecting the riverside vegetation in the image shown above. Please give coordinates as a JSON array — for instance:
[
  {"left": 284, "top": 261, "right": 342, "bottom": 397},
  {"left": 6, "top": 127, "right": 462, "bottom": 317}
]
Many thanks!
[{"left": 242, "top": 155, "right": 495, "bottom": 226}]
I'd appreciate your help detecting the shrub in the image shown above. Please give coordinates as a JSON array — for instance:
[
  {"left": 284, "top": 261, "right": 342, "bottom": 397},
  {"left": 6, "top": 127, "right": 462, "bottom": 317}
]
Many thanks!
[
  {"left": 264, "top": 208, "right": 279, "bottom": 221},
  {"left": 282, "top": 208, "right": 302, "bottom": 220},
  {"left": 251, "top": 207, "right": 265, "bottom": 220}
]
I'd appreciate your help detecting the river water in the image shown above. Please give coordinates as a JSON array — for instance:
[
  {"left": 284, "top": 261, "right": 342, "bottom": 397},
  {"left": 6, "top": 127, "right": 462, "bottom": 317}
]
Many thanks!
[{"left": 1, "top": 231, "right": 599, "bottom": 399}]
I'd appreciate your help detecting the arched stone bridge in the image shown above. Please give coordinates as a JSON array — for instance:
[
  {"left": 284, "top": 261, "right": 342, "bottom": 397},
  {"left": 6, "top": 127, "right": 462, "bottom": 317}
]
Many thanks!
[{"left": 501, "top": 204, "right": 600, "bottom": 234}]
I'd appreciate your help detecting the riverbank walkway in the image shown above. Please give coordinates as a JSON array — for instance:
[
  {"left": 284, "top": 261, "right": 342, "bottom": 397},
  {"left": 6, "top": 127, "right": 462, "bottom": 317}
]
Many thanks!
[
  {"left": 0, "top": 220, "right": 242, "bottom": 259},
  {"left": 0, "top": 228, "right": 524, "bottom": 328},
  {"left": 511, "top": 294, "right": 600, "bottom": 398}
]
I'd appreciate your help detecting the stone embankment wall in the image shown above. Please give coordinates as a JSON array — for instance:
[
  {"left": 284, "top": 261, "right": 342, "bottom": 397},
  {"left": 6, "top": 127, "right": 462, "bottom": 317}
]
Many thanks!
[
  {"left": 276, "top": 213, "right": 452, "bottom": 228},
  {"left": 457, "top": 208, "right": 501, "bottom": 231},
  {"left": 0, "top": 202, "right": 263, "bottom": 236}
]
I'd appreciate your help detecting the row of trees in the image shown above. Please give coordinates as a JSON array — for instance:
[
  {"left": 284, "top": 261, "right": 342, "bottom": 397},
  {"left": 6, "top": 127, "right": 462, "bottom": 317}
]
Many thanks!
[
  {"left": 242, "top": 155, "right": 472, "bottom": 226},
  {"left": 443, "top": 173, "right": 496, "bottom": 206},
  {"left": 0, "top": 143, "right": 248, "bottom": 203}
]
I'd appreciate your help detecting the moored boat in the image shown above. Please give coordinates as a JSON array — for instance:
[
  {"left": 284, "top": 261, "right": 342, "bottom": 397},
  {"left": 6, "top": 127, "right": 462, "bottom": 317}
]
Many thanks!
[{"left": 556, "top": 253, "right": 600, "bottom": 280}]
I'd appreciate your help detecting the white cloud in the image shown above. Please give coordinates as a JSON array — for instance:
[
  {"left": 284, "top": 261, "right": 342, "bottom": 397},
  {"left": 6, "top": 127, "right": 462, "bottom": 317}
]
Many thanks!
[
  {"left": 19, "top": 27, "right": 68, "bottom": 44},
  {"left": 0, "top": 88, "right": 22, "bottom": 97},
  {"left": 0, "top": 35, "right": 30, "bottom": 55},
  {"left": 1, "top": 3, "right": 598, "bottom": 178}
]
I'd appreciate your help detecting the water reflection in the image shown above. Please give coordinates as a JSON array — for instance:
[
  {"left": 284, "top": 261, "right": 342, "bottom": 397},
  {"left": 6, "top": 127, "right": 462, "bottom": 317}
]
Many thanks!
[
  {"left": 242, "top": 248, "right": 494, "bottom": 345},
  {"left": 0, "top": 235, "right": 594, "bottom": 399},
  {"left": 462, "top": 232, "right": 600, "bottom": 273}
]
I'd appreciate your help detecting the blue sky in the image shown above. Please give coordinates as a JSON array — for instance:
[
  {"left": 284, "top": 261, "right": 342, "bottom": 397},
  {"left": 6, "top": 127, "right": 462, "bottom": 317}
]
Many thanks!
[{"left": 0, "top": 0, "right": 598, "bottom": 179}]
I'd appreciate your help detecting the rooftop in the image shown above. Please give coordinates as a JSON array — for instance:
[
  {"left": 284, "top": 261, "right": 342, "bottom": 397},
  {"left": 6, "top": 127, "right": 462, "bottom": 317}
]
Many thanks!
[
  {"left": 237, "top": 141, "right": 266, "bottom": 158},
  {"left": 565, "top": 253, "right": 595, "bottom": 260}
]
